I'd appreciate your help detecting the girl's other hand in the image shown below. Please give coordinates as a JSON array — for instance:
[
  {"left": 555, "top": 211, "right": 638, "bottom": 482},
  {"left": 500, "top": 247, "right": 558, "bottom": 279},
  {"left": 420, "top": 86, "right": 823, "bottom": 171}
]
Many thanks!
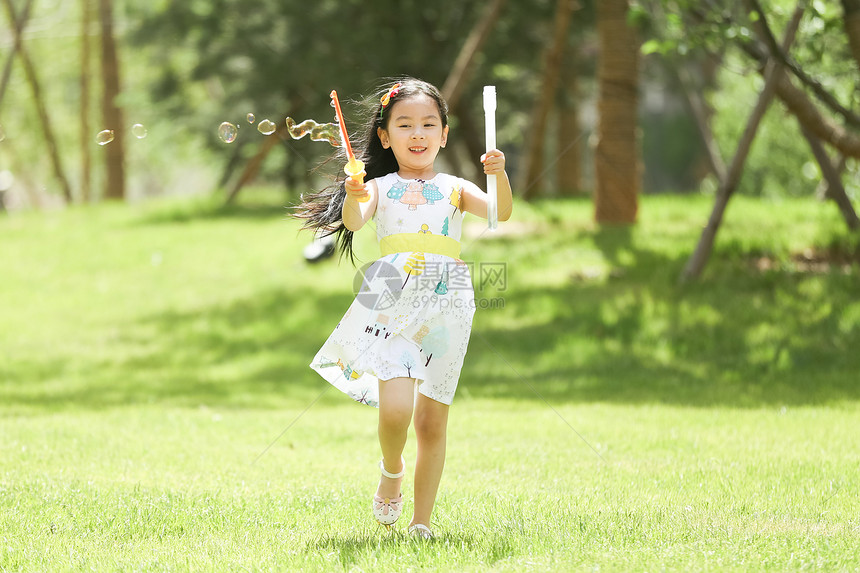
[
  {"left": 345, "top": 175, "right": 369, "bottom": 201},
  {"left": 481, "top": 149, "right": 506, "bottom": 175}
]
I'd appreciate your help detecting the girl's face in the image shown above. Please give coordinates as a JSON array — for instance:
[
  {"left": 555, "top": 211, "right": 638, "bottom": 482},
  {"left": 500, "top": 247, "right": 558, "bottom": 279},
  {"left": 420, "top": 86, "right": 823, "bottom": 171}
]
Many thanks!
[{"left": 377, "top": 94, "right": 449, "bottom": 179}]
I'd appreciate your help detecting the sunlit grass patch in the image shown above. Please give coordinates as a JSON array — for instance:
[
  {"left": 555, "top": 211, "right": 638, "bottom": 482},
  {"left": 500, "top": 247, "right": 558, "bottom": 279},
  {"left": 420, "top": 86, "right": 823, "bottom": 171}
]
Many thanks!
[{"left": 1, "top": 192, "right": 858, "bottom": 570}]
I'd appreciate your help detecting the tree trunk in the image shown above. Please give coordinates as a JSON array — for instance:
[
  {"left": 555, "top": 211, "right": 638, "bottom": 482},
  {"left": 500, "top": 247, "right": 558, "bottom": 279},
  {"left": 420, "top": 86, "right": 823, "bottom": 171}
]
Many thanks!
[
  {"left": 675, "top": 60, "right": 727, "bottom": 184},
  {"left": 441, "top": 0, "right": 505, "bottom": 113},
  {"left": 0, "top": 0, "right": 34, "bottom": 107},
  {"left": 520, "top": 0, "right": 577, "bottom": 200},
  {"left": 455, "top": 109, "right": 487, "bottom": 184},
  {"left": 815, "top": 155, "right": 846, "bottom": 200},
  {"left": 843, "top": 0, "right": 860, "bottom": 71},
  {"left": 80, "top": 0, "right": 93, "bottom": 203},
  {"left": 442, "top": 0, "right": 505, "bottom": 185},
  {"left": 99, "top": 0, "right": 125, "bottom": 200},
  {"left": 1, "top": 0, "right": 73, "bottom": 203},
  {"left": 557, "top": 38, "right": 582, "bottom": 195},
  {"left": 226, "top": 123, "right": 286, "bottom": 204},
  {"left": 594, "top": 0, "right": 640, "bottom": 223},
  {"left": 681, "top": 3, "right": 805, "bottom": 282},
  {"left": 217, "top": 138, "right": 249, "bottom": 189},
  {"left": 799, "top": 124, "right": 860, "bottom": 231},
  {"left": 771, "top": 73, "right": 860, "bottom": 158}
]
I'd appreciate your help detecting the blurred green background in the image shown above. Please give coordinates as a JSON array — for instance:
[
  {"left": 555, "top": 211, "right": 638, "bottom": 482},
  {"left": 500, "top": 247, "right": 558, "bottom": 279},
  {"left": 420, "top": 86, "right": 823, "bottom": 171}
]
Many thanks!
[{"left": 1, "top": 0, "right": 857, "bottom": 209}]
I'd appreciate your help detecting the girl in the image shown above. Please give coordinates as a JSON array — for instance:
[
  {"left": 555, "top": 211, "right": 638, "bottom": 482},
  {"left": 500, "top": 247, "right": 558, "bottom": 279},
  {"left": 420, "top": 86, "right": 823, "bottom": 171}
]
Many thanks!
[{"left": 295, "top": 78, "right": 512, "bottom": 539}]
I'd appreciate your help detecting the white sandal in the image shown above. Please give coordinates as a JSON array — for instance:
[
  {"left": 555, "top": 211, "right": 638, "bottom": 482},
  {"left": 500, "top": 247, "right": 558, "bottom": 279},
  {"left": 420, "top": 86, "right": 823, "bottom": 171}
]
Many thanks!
[
  {"left": 372, "top": 457, "right": 404, "bottom": 528},
  {"left": 407, "top": 523, "right": 433, "bottom": 540}
]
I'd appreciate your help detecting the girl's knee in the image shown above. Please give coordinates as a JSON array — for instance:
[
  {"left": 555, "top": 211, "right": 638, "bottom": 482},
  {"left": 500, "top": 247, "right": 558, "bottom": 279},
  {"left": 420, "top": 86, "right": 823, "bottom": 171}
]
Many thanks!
[
  {"left": 414, "top": 408, "right": 448, "bottom": 442},
  {"left": 379, "top": 402, "right": 413, "bottom": 430}
]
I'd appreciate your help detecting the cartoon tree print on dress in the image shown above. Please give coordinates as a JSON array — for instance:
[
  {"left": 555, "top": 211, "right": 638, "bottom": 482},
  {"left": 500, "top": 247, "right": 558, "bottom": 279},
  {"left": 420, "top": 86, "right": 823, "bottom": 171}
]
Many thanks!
[
  {"left": 356, "top": 389, "right": 372, "bottom": 405},
  {"left": 400, "top": 351, "right": 416, "bottom": 377},
  {"left": 402, "top": 252, "right": 425, "bottom": 289},
  {"left": 421, "top": 325, "right": 450, "bottom": 367},
  {"left": 419, "top": 224, "right": 431, "bottom": 234},
  {"left": 449, "top": 184, "right": 462, "bottom": 216},
  {"left": 388, "top": 181, "right": 408, "bottom": 201},
  {"left": 400, "top": 181, "right": 428, "bottom": 210},
  {"left": 441, "top": 217, "right": 449, "bottom": 236},
  {"left": 422, "top": 182, "right": 443, "bottom": 204}
]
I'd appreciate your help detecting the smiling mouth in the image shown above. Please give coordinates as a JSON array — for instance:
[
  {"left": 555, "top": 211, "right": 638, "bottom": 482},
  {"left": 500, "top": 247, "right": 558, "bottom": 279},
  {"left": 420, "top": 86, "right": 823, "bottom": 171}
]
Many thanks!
[{"left": 409, "top": 147, "right": 426, "bottom": 153}]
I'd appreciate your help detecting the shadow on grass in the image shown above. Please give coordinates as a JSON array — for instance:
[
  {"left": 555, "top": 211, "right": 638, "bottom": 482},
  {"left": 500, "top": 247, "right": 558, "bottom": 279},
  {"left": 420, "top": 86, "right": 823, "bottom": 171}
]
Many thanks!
[
  {"left": 4, "top": 221, "right": 858, "bottom": 412},
  {"left": 462, "top": 226, "right": 860, "bottom": 407},
  {"left": 1, "top": 286, "right": 353, "bottom": 411},
  {"left": 308, "top": 530, "right": 509, "bottom": 565},
  {"left": 594, "top": 223, "right": 635, "bottom": 268},
  {"left": 135, "top": 196, "right": 294, "bottom": 226}
]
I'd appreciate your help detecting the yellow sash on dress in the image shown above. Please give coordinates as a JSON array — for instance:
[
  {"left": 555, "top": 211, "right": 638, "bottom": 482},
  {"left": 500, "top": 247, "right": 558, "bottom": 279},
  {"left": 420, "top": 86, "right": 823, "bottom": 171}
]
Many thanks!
[{"left": 379, "top": 233, "right": 461, "bottom": 259}]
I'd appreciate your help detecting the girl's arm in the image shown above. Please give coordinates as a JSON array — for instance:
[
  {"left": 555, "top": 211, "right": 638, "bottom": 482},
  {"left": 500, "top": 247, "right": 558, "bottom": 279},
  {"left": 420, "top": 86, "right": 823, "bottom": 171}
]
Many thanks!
[
  {"left": 460, "top": 149, "right": 513, "bottom": 221},
  {"left": 342, "top": 177, "right": 379, "bottom": 231}
]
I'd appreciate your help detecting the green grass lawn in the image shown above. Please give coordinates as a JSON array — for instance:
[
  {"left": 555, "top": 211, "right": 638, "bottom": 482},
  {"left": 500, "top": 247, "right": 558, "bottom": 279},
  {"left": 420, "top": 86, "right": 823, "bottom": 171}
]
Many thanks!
[{"left": 1, "top": 191, "right": 858, "bottom": 571}]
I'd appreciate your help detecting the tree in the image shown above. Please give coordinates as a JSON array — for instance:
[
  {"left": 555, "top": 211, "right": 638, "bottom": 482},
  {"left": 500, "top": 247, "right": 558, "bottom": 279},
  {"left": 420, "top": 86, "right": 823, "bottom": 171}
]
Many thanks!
[
  {"left": 556, "top": 35, "right": 585, "bottom": 195},
  {"left": 643, "top": 1, "right": 859, "bottom": 279},
  {"left": 800, "top": 124, "right": 859, "bottom": 231},
  {"left": 0, "top": 0, "right": 33, "bottom": 104},
  {"left": 99, "top": 0, "right": 125, "bottom": 200},
  {"left": 1, "top": 0, "right": 73, "bottom": 202},
  {"left": 594, "top": 0, "right": 640, "bottom": 223},
  {"left": 843, "top": 0, "right": 860, "bottom": 69},
  {"left": 520, "top": 0, "right": 578, "bottom": 199},
  {"left": 681, "top": 3, "right": 805, "bottom": 282},
  {"left": 400, "top": 351, "right": 416, "bottom": 378},
  {"left": 80, "top": 0, "right": 93, "bottom": 202},
  {"left": 734, "top": 3, "right": 860, "bottom": 160},
  {"left": 130, "top": 3, "right": 489, "bottom": 146}
]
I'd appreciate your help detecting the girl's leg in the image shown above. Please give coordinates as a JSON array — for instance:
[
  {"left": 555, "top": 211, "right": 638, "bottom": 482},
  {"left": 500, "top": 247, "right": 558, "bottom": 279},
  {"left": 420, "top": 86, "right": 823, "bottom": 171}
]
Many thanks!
[
  {"left": 376, "top": 377, "right": 415, "bottom": 500},
  {"left": 409, "top": 392, "right": 450, "bottom": 528}
]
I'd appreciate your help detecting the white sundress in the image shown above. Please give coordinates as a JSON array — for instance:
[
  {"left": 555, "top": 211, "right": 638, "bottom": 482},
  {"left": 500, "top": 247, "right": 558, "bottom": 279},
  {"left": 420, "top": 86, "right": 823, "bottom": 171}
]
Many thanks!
[{"left": 310, "top": 172, "right": 479, "bottom": 407}]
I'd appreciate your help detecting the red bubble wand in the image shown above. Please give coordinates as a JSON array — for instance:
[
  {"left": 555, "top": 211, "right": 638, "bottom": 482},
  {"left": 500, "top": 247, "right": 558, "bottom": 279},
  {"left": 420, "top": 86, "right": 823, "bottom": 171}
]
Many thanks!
[{"left": 330, "top": 90, "right": 368, "bottom": 202}]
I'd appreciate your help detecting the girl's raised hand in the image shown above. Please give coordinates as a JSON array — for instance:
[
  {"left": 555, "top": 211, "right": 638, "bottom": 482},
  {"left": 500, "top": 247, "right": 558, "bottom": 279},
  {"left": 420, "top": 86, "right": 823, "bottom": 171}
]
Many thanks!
[
  {"left": 481, "top": 149, "right": 506, "bottom": 175},
  {"left": 344, "top": 174, "right": 369, "bottom": 201}
]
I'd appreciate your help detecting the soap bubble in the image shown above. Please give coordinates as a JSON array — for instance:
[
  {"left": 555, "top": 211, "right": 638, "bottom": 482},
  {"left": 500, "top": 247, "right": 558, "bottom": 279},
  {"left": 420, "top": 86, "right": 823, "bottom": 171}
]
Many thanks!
[
  {"left": 246, "top": 113, "right": 256, "bottom": 124},
  {"left": 257, "top": 119, "right": 277, "bottom": 135},
  {"left": 96, "top": 130, "right": 115, "bottom": 145},
  {"left": 218, "top": 122, "right": 238, "bottom": 143},
  {"left": 285, "top": 117, "right": 340, "bottom": 147},
  {"left": 131, "top": 123, "right": 147, "bottom": 139}
]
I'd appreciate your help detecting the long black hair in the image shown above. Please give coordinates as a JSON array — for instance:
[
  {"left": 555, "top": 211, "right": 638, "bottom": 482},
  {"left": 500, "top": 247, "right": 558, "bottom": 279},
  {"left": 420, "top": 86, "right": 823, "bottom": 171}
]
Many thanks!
[{"left": 293, "top": 77, "right": 450, "bottom": 264}]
